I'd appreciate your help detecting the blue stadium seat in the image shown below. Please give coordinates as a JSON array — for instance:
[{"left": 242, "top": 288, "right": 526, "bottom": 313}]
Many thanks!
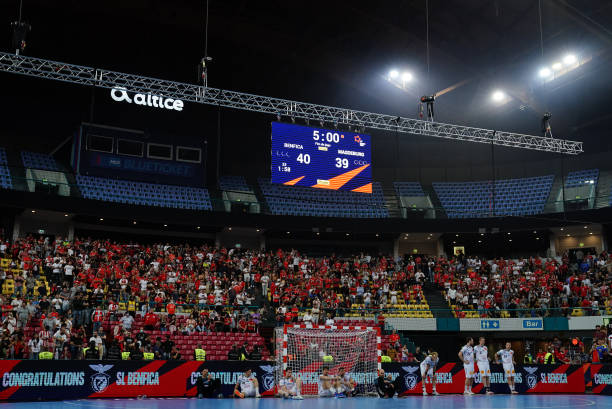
[
  {"left": 433, "top": 175, "right": 554, "bottom": 218},
  {"left": 76, "top": 175, "right": 212, "bottom": 211}
]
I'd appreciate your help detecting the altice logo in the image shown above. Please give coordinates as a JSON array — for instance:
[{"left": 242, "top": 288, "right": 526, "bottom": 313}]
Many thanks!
[{"left": 110, "top": 87, "right": 184, "bottom": 112}]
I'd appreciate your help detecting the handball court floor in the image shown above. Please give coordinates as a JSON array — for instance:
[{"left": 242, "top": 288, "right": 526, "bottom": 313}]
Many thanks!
[{"left": 2, "top": 396, "right": 611, "bottom": 409}]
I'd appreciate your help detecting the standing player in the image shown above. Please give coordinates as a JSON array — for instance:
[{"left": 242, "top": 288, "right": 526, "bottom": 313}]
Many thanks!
[
  {"left": 420, "top": 351, "right": 439, "bottom": 395},
  {"left": 474, "top": 337, "right": 493, "bottom": 395},
  {"left": 234, "top": 369, "right": 261, "bottom": 398},
  {"left": 278, "top": 369, "right": 304, "bottom": 399},
  {"left": 458, "top": 337, "right": 475, "bottom": 395},
  {"left": 495, "top": 342, "right": 518, "bottom": 394}
]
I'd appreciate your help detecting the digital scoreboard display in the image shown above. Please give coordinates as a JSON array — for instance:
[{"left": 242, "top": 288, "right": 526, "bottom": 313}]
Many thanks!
[{"left": 271, "top": 122, "right": 372, "bottom": 193}]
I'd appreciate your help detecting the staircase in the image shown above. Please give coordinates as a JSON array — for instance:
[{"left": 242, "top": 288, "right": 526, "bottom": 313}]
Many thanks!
[
  {"left": 595, "top": 170, "right": 612, "bottom": 209},
  {"left": 424, "top": 287, "right": 453, "bottom": 318},
  {"left": 422, "top": 185, "right": 445, "bottom": 218},
  {"left": 381, "top": 184, "right": 401, "bottom": 218},
  {"left": 543, "top": 175, "right": 563, "bottom": 214},
  {"left": 5, "top": 148, "right": 27, "bottom": 192},
  {"left": 250, "top": 178, "right": 271, "bottom": 214}
]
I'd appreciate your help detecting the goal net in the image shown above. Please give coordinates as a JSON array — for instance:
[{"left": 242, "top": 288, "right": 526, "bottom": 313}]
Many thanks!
[{"left": 275, "top": 325, "right": 381, "bottom": 396}]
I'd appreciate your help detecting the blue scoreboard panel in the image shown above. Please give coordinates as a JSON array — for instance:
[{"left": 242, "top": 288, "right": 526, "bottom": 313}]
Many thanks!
[{"left": 271, "top": 122, "right": 372, "bottom": 193}]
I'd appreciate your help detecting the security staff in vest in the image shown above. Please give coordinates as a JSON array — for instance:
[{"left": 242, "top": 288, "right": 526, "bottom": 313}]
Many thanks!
[
  {"left": 122, "top": 348, "right": 131, "bottom": 360},
  {"left": 84, "top": 341, "right": 99, "bottom": 360},
  {"left": 544, "top": 347, "right": 556, "bottom": 364},
  {"left": 39, "top": 348, "right": 54, "bottom": 360},
  {"left": 194, "top": 343, "right": 206, "bottom": 361},
  {"left": 196, "top": 368, "right": 221, "bottom": 398},
  {"left": 238, "top": 342, "right": 249, "bottom": 361},
  {"left": 143, "top": 346, "right": 155, "bottom": 360},
  {"left": 523, "top": 351, "right": 534, "bottom": 364}
]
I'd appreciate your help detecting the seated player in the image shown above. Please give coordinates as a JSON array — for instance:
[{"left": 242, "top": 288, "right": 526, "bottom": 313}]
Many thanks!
[
  {"left": 234, "top": 369, "right": 261, "bottom": 398},
  {"left": 495, "top": 342, "right": 518, "bottom": 394},
  {"left": 336, "top": 368, "right": 357, "bottom": 397},
  {"left": 278, "top": 369, "right": 303, "bottom": 400},
  {"left": 420, "top": 351, "right": 439, "bottom": 395},
  {"left": 318, "top": 367, "right": 337, "bottom": 397}
]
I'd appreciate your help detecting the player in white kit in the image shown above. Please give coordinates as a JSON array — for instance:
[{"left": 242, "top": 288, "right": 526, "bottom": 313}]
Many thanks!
[
  {"left": 278, "top": 369, "right": 303, "bottom": 399},
  {"left": 234, "top": 369, "right": 261, "bottom": 398},
  {"left": 318, "top": 367, "right": 337, "bottom": 397},
  {"left": 335, "top": 368, "right": 357, "bottom": 397},
  {"left": 420, "top": 351, "right": 439, "bottom": 395},
  {"left": 495, "top": 342, "right": 518, "bottom": 394},
  {"left": 474, "top": 337, "right": 493, "bottom": 395},
  {"left": 458, "top": 337, "right": 475, "bottom": 395}
]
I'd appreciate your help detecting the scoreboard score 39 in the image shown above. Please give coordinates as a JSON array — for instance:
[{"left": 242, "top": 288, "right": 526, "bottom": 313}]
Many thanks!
[{"left": 271, "top": 122, "right": 372, "bottom": 193}]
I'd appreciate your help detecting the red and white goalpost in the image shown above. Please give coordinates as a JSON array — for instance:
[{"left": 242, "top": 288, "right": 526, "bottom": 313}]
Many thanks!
[{"left": 275, "top": 324, "right": 381, "bottom": 396}]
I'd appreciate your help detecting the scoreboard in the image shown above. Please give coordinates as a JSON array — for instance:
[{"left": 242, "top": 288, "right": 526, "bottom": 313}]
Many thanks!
[{"left": 271, "top": 122, "right": 372, "bottom": 193}]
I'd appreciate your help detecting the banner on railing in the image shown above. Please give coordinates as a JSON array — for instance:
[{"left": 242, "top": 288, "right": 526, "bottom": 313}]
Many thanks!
[
  {"left": 384, "top": 363, "right": 585, "bottom": 394},
  {"left": 589, "top": 364, "right": 612, "bottom": 395},
  {"left": 0, "top": 360, "right": 277, "bottom": 401},
  {"left": 0, "top": 360, "right": 598, "bottom": 400}
]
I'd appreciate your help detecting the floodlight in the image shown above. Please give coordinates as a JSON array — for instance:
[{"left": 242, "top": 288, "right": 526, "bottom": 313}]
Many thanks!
[
  {"left": 539, "top": 67, "right": 551, "bottom": 78},
  {"left": 492, "top": 90, "right": 505, "bottom": 102},
  {"left": 389, "top": 70, "right": 399, "bottom": 79},
  {"left": 552, "top": 62, "right": 562, "bottom": 70},
  {"left": 401, "top": 72, "right": 412, "bottom": 82},
  {"left": 563, "top": 54, "right": 577, "bottom": 65}
]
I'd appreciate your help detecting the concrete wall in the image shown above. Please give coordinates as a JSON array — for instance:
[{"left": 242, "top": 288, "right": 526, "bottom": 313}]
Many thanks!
[{"left": 556, "top": 234, "right": 604, "bottom": 254}]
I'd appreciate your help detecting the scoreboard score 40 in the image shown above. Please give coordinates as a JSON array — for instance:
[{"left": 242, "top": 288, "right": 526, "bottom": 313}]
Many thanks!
[{"left": 271, "top": 122, "right": 372, "bottom": 193}]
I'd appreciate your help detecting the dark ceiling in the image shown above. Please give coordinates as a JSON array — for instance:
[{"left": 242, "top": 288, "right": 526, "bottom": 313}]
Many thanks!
[{"left": 1, "top": 0, "right": 612, "bottom": 173}]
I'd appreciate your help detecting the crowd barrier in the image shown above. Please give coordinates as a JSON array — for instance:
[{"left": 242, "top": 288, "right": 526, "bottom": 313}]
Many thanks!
[{"left": 0, "top": 360, "right": 610, "bottom": 400}]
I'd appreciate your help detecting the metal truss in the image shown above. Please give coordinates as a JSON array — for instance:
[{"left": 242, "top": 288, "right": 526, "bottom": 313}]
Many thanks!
[{"left": 0, "top": 52, "right": 583, "bottom": 154}]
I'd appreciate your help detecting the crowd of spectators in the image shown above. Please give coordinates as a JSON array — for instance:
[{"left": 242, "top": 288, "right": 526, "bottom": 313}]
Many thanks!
[
  {"left": 439, "top": 251, "right": 612, "bottom": 317},
  {"left": 0, "top": 235, "right": 428, "bottom": 359},
  {"left": 1, "top": 234, "right": 611, "bottom": 362}
]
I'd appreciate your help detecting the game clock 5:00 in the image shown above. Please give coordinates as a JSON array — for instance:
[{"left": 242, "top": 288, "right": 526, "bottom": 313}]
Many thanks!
[{"left": 270, "top": 122, "right": 372, "bottom": 193}]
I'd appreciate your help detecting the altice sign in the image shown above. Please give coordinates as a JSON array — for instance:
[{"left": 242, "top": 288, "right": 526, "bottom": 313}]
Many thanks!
[{"left": 110, "top": 87, "right": 184, "bottom": 112}]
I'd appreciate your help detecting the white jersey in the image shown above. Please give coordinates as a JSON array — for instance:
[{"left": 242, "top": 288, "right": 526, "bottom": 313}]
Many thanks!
[
  {"left": 281, "top": 376, "right": 296, "bottom": 390},
  {"left": 497, "top": 349, "right": 514, "bottom": 365},
  {"left": 238, "top": 374, "right": 256, "bottom": 391},
  {"left": 474, "top": 345, "right": 489, "bottom": 362},
  {"left": 460, "top": 345, "right": 474, "bottom": 364},
  {"left": 420, "top": 355, "right": 439, "bottom": 370}
]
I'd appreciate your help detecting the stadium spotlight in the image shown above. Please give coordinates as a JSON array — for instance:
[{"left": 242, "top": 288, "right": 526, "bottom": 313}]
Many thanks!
[
  {"left": 389, "top": 69, "right": 399, "bottom": 79},
  {"left": 401, "top": 72, "right": 413, "bottom": 82},
  {"left": 491, "top": 90, "right": 505, "bottom": 102},
  {"left": 539, "top": 67, "right": 552, "bottom": 78},
  {"left": 563, "top": 54, "right": 577, "bottom": 65},
  {"left": 552, "top": 62, "right": 563, "bottom": 70}
]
